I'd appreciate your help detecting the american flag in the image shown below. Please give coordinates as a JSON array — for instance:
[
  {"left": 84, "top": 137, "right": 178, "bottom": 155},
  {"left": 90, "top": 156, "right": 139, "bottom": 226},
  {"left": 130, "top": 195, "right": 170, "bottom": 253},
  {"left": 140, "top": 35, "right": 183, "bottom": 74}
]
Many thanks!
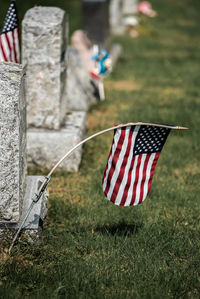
[
  {"left": 102, "top": 124, "right": 171, "bottom": 206},
  {"left": 0, "top": 1, "right": 20, "bottom": 63}
]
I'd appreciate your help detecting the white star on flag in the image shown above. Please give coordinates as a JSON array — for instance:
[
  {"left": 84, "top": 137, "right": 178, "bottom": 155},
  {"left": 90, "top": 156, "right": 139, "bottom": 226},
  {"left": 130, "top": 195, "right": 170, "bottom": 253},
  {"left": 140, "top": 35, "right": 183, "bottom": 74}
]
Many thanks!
[{"left": 0, "top": 1, "right": 20, "bottom": 63}]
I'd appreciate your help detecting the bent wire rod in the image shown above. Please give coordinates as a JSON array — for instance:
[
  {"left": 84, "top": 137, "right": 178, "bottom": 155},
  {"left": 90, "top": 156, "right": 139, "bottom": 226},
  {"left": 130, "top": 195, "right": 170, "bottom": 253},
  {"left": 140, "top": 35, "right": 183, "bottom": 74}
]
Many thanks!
[{"left": 8, "top": 122, "right": 187, "bottom": 253}]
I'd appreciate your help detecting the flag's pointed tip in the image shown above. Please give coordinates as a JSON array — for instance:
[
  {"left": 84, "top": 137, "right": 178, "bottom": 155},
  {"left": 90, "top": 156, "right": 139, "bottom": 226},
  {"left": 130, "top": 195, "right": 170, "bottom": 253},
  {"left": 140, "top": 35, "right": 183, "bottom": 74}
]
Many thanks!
[{"left": 176, "top": 126, "right": 189, "bottom": 130}]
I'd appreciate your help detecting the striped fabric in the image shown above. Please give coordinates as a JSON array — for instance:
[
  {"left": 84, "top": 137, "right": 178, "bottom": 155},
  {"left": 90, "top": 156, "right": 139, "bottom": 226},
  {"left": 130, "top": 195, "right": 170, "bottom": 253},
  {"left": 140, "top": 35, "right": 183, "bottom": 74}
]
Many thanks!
[
  {"left": 102, "top": 125, "right": 170, "bottom": 206},
  {"left": 0, "top": 1, "right": 20, "bottom": 63}
]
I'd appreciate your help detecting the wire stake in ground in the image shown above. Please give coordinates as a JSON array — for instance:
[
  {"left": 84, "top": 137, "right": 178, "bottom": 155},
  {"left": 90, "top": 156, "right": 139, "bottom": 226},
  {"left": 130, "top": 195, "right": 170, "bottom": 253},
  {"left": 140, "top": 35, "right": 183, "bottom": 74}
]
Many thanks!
[{"left": 8, "top": 176, "right": 51, "bottom": 254}]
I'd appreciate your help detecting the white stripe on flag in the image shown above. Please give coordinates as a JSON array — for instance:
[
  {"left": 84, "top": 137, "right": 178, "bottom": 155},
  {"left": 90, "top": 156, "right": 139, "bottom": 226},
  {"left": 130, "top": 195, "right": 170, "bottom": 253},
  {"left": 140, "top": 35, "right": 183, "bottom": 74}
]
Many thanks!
[
  {"left": 142, "top": 153, "right": 156, "bottom": 202},
  {"left": 125, "top": 154, "right": 139, "bottom": 206},
  {"left": 0, "top": 48, "right": 4, "bottom": 61},
  {"left": 1, "top": 34, "right": 9, "bottom": 61},
  {"left": 114, "top": 126, "right": 140, "bottom": 205},
  {"left": 102, "top": 128, "right": 121, "bottom": 191},
  {"left": 7, "top": 32, "right": 14, "bottom": 61},
  {"left": 107, "top": 127, "right": 131, "bottom": 200}
]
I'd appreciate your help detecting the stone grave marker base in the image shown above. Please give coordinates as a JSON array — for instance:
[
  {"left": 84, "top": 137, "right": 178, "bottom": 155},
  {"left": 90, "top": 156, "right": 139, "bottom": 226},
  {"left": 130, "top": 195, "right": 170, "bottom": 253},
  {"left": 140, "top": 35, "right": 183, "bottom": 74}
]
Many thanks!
[
  {"left": 27, "top": 111, "right": 87, "bottom": 172},
  {"left": 0, "top": 176, "right": 48, "bottom": 244}
]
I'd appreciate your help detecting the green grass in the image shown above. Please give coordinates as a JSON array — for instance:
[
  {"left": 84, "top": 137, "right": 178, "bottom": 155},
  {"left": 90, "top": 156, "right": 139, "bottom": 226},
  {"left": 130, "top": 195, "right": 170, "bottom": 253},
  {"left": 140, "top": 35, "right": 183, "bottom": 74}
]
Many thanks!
[{"left": 1, "top": 0, "right": 200, "bottom": 298}]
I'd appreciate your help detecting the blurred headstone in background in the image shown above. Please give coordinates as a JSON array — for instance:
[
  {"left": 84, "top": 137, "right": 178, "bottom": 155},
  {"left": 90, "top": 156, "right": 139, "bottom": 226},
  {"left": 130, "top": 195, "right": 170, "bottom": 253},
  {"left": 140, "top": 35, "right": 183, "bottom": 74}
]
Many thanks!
[
  {"left": 82, "top": 0, "right": 110, "bottom": 47},
  {"left": 123, "top": 0, "right": 138, "bottom": 15},
  {"left": 109, "top": 0, "right": 124, "bottom": 35},
  {"left": 81, "top": 0, "right": 123, "bottom": 99},
  {"left": 109, "top": 0, "right": 139, "bottom": 37},
  {"left": 66, "top": 46, "right": 97, "bottom": 111},
  {"left": 122, "top": 0, "right": 139, "bottom": 37}
]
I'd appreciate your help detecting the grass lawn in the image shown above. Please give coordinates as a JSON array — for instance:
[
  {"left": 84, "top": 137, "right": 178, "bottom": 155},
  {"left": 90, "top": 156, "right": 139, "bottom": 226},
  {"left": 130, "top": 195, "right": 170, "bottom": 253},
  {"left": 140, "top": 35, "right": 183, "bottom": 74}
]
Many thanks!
[{"left": 1, "top": 0, "right": 200, "bottom": 298}]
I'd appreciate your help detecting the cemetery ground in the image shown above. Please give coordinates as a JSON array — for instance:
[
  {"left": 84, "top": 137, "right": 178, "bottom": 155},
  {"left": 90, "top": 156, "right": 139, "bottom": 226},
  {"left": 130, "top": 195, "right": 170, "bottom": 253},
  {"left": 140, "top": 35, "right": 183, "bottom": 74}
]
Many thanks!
[{"left": 1, "top": 0, "right": 200, "bottom": 297}]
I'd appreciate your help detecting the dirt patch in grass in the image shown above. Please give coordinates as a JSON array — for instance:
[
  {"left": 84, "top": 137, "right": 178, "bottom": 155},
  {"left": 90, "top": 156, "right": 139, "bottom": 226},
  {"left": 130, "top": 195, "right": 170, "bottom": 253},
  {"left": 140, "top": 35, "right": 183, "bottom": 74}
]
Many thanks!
[
  {"left": 104, "top": 80, "right": 141, "bottom": 92},
  {"left": 145, "top": 86, "right": 184, "bottom": 101},
  {"left": 174, "top": 162, "right": 200, "bottom": 177},
  {"left": 173, "top": 162, "right": 200, "bottom": 191},
  {"left": 162, "top": 87, "right": 184, "bottom": 97}
]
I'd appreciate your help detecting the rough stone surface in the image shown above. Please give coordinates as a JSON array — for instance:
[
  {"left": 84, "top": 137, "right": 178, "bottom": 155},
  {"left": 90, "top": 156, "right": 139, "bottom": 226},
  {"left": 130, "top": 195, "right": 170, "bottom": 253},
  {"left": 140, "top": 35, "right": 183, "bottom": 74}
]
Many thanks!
[
  {"left": 0, "top": 176, "right": 48, "bottom": 244},
  {"left": 66, "top": 47, "right": 97, "bottom": 111},
  {"left": 22, "top": 6, "right": 68, "bottom": 130},
  {"left": 27, "top": 112, "right": 87, "bottom": 172},
  {"left": 20, "top": 176, "right": 48, "bottom": 230},
  {"left": 0, "top": 62, "right": 27, "bottom": 223}
]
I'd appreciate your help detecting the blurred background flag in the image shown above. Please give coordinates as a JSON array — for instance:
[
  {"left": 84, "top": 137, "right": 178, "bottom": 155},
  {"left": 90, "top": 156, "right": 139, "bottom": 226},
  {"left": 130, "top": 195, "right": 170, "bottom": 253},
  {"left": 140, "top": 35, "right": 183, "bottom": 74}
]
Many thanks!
[
  {"left": 102, "top": 124, "right": 171, "bottom": 206},
  {"left": 0, "top": 0, "right": 20, "bottom": 63}
]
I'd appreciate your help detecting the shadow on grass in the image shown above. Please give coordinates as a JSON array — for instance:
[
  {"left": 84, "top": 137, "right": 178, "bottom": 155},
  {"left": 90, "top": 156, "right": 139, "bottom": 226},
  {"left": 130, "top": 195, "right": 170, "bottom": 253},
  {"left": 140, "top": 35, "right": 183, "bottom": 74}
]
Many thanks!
[{"left": 94, "top": 221, "right": 142, "bottom": 237}]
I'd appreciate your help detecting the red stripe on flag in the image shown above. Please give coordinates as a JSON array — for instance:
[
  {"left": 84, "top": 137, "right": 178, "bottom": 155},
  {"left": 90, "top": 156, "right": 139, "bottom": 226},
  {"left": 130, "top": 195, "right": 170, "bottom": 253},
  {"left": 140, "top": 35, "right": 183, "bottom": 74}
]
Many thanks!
[
  {"left": 5, "top": 33, "right": 12, "bottom": 60},
  {"left": 110, "top": 128, "right": 134, "bottom": 204},
  {"left": 147, "top": 152, "right": 160, "bottom": 196},
  {"left": 104, "top": 128, "right": 126, "bottom": 197},
  {"left": 130, "top": 154, "right": 142, "bottom": 206},
  {"left": 6, "top": 32, "right": 14, "bottom": 61}
]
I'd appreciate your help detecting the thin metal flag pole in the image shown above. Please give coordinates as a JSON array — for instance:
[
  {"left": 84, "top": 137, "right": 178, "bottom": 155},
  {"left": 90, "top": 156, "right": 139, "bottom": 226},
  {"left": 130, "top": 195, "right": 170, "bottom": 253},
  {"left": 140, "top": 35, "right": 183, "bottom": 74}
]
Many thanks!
[
  {"left": 8, "top": 122, "right": 188, "bottom": 253},
  {"left": 48, "top": 122, "right": 187, "bottom": 176}
]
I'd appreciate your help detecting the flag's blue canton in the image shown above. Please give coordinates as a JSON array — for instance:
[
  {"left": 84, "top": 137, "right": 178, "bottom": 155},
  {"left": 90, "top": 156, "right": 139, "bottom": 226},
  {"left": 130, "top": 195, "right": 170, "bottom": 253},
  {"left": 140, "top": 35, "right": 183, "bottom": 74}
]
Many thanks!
[
  {"left": 133, "top": 126, "right": 170, "bottom": 156},
  {"left": 1, "top": 1, "right": 18, "bottom": 34}
]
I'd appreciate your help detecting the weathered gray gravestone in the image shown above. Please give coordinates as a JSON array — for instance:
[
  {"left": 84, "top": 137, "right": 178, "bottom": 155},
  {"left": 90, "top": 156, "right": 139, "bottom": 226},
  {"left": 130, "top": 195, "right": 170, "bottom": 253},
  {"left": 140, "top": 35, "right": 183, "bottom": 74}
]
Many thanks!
[
  {"left": 22, "top": 7, "right": 68, "bottom": 130},
  {"left": 123, "top": 0, "right": 138, "bottom": 15},
  {"left": 22, "top": 7, "right": 86, "bottom": 172},
  {"left": 82, "top": 1, "right": 122, "bottom": 76},
  {"left": 109, "top": 0, "right": 125, "bottom": 35},
  {"left": 0, "top": 63, "right": 26, "bottom": 223},
  {"left": 0, "top": 62, "right": 48, "bottom": 242},
  {"left": 82, "top": 0, "right": 110, "bottom": 47},
  {"left": 109, "top": 0, "right": 138, "bottom": 35}
]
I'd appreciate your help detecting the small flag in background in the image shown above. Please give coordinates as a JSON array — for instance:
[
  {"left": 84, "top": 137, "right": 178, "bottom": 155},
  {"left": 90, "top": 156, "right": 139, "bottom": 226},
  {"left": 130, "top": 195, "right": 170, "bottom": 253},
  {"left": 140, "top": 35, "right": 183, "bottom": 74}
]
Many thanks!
[
  {"left": 102, "top": 124, "right": 171, "bottom": 206},
  {"left": 0, "top": 1, "right": 20, "bottom": 63}
]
